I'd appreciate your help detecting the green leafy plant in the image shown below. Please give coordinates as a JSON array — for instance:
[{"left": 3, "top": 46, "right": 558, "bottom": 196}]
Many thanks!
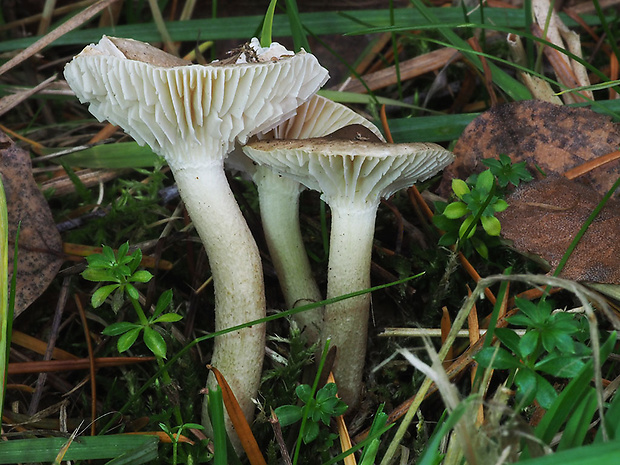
[
  {"left": 481, "top": 153, "right": 533, "bottom": 188},
  {"left": 443, "top": 169, "right": 507, "bottom": 239},
  {"left": 159, "top": 421, "right": 207, "bottom": 465},
  {"left": 82, "top": 242, "right": 181, "bottom": 358},
  {"left": 474, "top": 298, "right": 590, "bottom": 409},
  {"left": 82, "top": 242, "right": 184, "bottom": 424},
  {"left": 433, "top": 156, "right": 533, "bottom": 258},
  {"left": 274, "top": 382, "right": 347, "bottom": 444}
]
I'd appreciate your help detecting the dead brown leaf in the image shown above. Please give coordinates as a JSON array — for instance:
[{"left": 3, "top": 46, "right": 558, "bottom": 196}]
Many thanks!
[
  {"left": 440, "top": 100, "right": 620, "bottom": 198},
  {"left": 497, "top": 176, "right": 620, "bottom": 284},
  {"left": 0, "top": 132, "right": 63, "bottom": 316}
]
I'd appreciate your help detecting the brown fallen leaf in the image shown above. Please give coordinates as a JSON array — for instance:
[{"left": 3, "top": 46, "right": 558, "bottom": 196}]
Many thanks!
[
  {"left": 440, "top": 100, "right": 620, "bottom": 198},
  {"left": 497, "top": 176, "right": 620, "bottom": 284},
  {"left": 0, "top": 132, "right": 63, "bottom": 316}
]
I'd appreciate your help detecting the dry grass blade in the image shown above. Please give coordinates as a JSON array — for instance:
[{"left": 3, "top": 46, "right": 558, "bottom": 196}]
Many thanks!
[
  {"left": 40, "top": 168, "right": 129, "bottom": 197},
  {"left": 468, "top": 37, "right": 498, "bottom": 106},
  {"left": 338, "top": 48, "right": 459, "bottom": 94},
  {"left": 0, "top": 0, "right": 96, "bottom": 33},
  {"left": 11, "top": 330, "right": 78, "bottom": 360},
  {"left": 8, "top": 356, "right": 155, "bottom": 374},
  {"left": 563, "top": 150, "right": 620, "bottom": 180},
  {"left": 0, "top": 0, "right": 119, "bottom": 77},
  {"left": 327, "top": 371, "right": 355, "bottom": 465},
  {"left": 0, "top": 75, "right": 57, "bottom": 118},
  {"left": 207, "top": 365, "right": 267, "bottom": 465}
]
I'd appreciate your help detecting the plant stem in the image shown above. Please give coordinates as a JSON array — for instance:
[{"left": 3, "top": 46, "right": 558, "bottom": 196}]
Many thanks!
[{"left": 130, "top": 295, "right": 184, "bottom": 425}]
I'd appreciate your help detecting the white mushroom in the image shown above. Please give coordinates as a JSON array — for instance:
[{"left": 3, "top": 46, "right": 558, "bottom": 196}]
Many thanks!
[
  {"left": 64, "top": 36, "right": 328, "bottom": 429},
  {"left": 243, "top": 138, "right": 454, "bottom": 407},
  {"left": 229, "top": 94, "right": 385, "bottom": 344}
]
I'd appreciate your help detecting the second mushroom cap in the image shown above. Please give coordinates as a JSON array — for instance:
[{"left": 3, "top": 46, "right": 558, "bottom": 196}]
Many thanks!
[{"left": 244, "top": 138, "right": 454, "bottom": 204}]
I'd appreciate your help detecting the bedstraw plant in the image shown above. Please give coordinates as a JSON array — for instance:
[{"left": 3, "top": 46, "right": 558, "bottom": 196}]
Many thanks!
[{"left": 82, "top": 242, "right": 183, "bottom": 423}]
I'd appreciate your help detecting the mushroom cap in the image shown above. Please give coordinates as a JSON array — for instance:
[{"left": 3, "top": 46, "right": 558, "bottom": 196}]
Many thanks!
[
  {"left": 243, "top": 138, "right": 454, "bottom": 207},
  {"left": 64, "top": 36, "right": 329, "bottom": 169},
  {"left": 226, "top": 93, "right": 385, "bottom": 174},
  {"left": 270, "top": 94, "right": 385, "bottom": 142}
]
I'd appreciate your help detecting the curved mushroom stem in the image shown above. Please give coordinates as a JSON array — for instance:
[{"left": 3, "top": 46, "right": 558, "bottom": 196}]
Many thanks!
[
  {"left": 323, "top": 203, "right": 378, "bottom": 408},
  {"left": 256, "top": 167, "right": 324, "bottom": 344},
  {"left": 172, "top": 159, "right": 266, "bottom": 430}
]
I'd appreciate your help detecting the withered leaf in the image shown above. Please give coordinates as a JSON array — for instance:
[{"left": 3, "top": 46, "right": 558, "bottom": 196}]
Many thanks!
[
  {"left": 440, "top": 100, "right": 620, "bottom": 197},
  {"left": 0, "top": 132, "right": 63, "bottom": 317},
  {"left": 497, "top": 176, "right": 620, "bottom": 284}
]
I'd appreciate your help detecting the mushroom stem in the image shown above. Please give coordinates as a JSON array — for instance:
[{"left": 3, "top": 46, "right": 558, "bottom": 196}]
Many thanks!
[
  {"left": 324, "top": 203, "right": 377, "bottom": 408},
  {"left": 173, "top": 160, "right": 265, "bottom": 424},
  {"left": 256, "top": 167, "right": 323, "bottom": 343}
]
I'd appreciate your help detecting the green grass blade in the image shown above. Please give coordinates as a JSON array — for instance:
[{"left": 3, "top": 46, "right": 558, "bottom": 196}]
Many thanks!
[
  {"left": 100, "top": 274, "right": 425, "bottom": 435},
  {"left": 49, "top": 142, "right": 163, "bottom": 169},
  {"left": 207, "top": 386, "right": 230, "bottom": 465},
  {"left": 553, "top": 176, "right": 620, "bottom": 278},
  {"left": 358, "top": 404, "right": 388, "bottom": 465},
  {"left": 408, "top": 0, "right": 530, "bottom": 101},
  {"left": 260, "top": 0, "right": 278, "bottom": 47},
  {"left": 318, "top": 89, "right": 440, "bottom": 111},
  {"left": 0, "top": 176, "right": 8, "bottom": 416},
  {"left": 0, "top": 435, "right": 158, "bottom": 463},
  {"left": 292, "top": 338, "right": 332, "bottom": 465},
  {"left": 596, "top": 384, "right": 620, "bottom": 442},
  {"left": 534, "top": 332, "right": 616, "bottom": 447},
  {"left": 557, "top": 389, "right": 597, "bottom": 450},
  {"left": 416, "top": 404, "right": 468, "bottom": 465},
  {"left": 387, "top": 112, "right": 479, "bottom": 143},
  {"left": 516, "top": 439, "right": 620, "bottom": 465},
  {"left": 285, "top": 0, "right": 310, "bottom": 52},
  {"left": 0, "top": 8, "right": 600, "bottom": 52}
]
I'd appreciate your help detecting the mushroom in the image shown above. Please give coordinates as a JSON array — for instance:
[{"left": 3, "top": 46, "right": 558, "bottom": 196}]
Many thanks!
[
  {"left": 64, "top": 36, "right": 329, "bottom": 427},
  {"left": 243, "top": 138, "right": 454, "bottom": 406},
  {"left": 229, "top": 94, "right": 385, "bottom": 344}
]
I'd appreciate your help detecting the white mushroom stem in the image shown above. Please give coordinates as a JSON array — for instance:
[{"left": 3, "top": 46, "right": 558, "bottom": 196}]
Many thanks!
[
  {"left": 255, "top": 167, "right": 323, "bottom": 342},
  {"left": 324, "top": 203, "right": 377, "bottom": 405},
  {"left": 173, "top": 160, "right": 265, "bottom": 422}
]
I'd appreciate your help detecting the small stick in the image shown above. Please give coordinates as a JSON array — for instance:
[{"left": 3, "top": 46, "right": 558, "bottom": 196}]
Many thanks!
[
  {"left": 75, "top": 294, "right": 97, "bottom": 436},
  {"left": 563, "top": 150, "right": 620, "bottom": 180},
  {"left": 269, "top": 408, "right": 292, "bottom": 465}
]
